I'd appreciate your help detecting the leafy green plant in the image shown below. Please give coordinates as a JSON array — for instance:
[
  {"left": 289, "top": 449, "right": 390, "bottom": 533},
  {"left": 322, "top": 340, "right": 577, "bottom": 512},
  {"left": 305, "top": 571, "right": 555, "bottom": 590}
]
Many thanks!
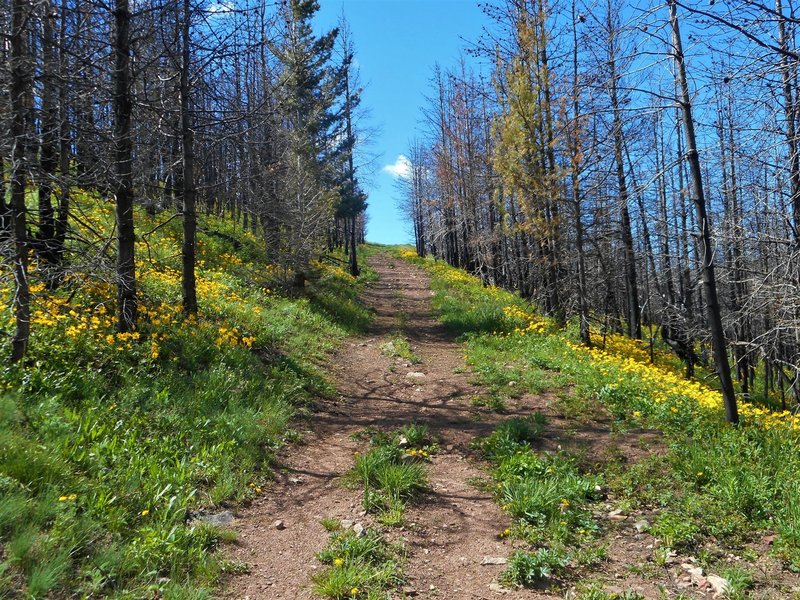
[
  {"left": 348, "top": 429, "right": 429, "bottom": 526},
  {"left": 380, "top": 336, "right": 420, "bottom": 364},
  {"left": 313, "top": 528, "right": 403, "bottom": 599},
  {"left": 500, "top": 548, "right": 568, "bottom": 587},
  {"left": 0, "top": 200, "right": 377, "bottom": 597}
]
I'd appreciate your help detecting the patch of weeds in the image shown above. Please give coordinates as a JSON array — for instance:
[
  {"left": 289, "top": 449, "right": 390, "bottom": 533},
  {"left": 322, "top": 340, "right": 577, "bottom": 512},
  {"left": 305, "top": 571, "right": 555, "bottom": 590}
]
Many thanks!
[
  {"left": 346, "top": 429, "right": 429, "bottom": 526},
  {"left": 313, "top": 528, "right": 403, "bottom": 599},
  {"left": 475, "top": 414, "right": 546, "bottom": 461},
  {"left": 572, "top": 544, "right": 608, "bottom": 568},
  {"left": 569, "top": 583, "right": 645, "bottom": 600},
  {"left": 478, "top": 416, "right": 604, "bottom": 584},
  {"left": 500, "top": 548, "right": 568, "bottom": 587},
  {"left": 626, "top": 561, "right": 659, "bottom": 579},
  {"left": 219, "top": 559, "right": 250, "bottom": 575},
  {"left": 720, "top": 565, "right": 754, "bottom": 599},
  {"left": 650, "top": 512, "right": 700, "bottom": 551},
  {"left": 470, "top": 394, "right": 507, "bottom": 412},
  {"left": 399, "top": 423, "right": 434, "bottom": 450},
  {"left": 380, "top": 336, "right": 420, "bottom": 364},
  {"left": 320, "top": 518, "right": 341, "bottom": 532}
]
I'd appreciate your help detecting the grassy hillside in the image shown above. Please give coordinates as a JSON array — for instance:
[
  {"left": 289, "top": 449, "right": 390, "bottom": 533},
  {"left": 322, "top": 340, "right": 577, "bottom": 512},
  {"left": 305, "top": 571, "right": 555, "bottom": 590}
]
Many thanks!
[
  {"left": 0, "top": 193, "right": 373, "bottom": 599},
  {"left": 396, "top": 247, "right": 800, "bottom": 594}
]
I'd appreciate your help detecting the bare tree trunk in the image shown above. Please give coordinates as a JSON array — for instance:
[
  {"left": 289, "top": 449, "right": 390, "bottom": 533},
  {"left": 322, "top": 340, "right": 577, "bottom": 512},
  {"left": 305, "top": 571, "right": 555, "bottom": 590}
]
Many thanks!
[
  {"left": 113, "top": 0, "right": 137, "bottom": 332},
  {"left": 55, "top": 0, "right": 70, "bottom": 267},
  {"left": 669, "top": 0, "right": 738, "bottom": 424},
  {"left": 180, "top": 0, "right": 197, "bottom": 314},
  {"left": 571, "top": 0, "right": 590, "bottom": 346},
  {"left": 777, "top": 0, "right": 800, "bottom": 245},
  {"left": 38, "top": 3, "right": 59, "bottom": 271},
  {"left": 607, "top": 2, "right": 641, "bottom": 339},
  {"left": 9, "top": 0, "right": 31, "bottom": 362}
]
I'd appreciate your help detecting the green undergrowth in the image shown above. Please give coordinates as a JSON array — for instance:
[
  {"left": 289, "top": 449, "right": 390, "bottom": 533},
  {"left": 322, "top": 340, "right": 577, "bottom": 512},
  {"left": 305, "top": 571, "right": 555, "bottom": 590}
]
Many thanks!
[
  {"left": 395, "top": 246, "right": 800, "bottom": 587},
  {"left": 0, "top": 193, "right": 375, "bottom": 598},
  {"left": 474, "top": 415, "right": 607, "bottom": 587},
  {"left": 379, "top": 335, "right": 420, "bottom": 364},
  {"left": 346, "top": 424, "right": 433, "bottom": 527},
  {"left": 312, "top": 523, "right": 404, "bottom": 600}
]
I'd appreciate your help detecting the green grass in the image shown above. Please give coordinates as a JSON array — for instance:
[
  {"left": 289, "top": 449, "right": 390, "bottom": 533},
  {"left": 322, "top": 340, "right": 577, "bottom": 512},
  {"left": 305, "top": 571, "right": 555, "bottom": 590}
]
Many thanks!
[
  {"left": 313, "top": 527, "right": 403, "bottom": 599},
  {"left": 395, "top": 246, "right": 800, "bottom": 589},
  {"left": 346, "top": 426, "right": 430, "bottom": 527},
  {"left": 0, "top": 194, "right": 375, "bottom": 597},
  {"left": 379, "top": 335, "right": 421, "bottom": 364},
  {"left": 500, "top": 548, "right": 568, "bottom": 587}
]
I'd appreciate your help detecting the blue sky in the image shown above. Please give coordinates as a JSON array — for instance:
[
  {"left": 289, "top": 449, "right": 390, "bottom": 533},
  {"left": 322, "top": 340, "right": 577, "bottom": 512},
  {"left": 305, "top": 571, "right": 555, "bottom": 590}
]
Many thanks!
[{"left": 315, "top": 0, "right": 487, "bottom": 245}]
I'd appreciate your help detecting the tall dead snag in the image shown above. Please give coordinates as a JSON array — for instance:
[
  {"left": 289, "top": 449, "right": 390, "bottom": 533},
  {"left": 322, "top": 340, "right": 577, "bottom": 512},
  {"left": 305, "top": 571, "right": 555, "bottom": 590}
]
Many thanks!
[
  {"left": 9, "top": 0, "right": 32, "bottom": 361},
  {"left": 113, "top": 0, "right": 137, "bottom": 332},
  {"left": 606, "top": 0, "right": 641, "bottom": 340},
  {"left": 180, "top": 0, "right": 197, "bottom": 314},
  {"left": 570, "top": 0, "right": 590, "bottom": 346},
  {"left": 668, "top": 0, "right": 738, "bottom": 423},
  {"left": 777, "top": 0, "right": 800, "bottom": 246}
]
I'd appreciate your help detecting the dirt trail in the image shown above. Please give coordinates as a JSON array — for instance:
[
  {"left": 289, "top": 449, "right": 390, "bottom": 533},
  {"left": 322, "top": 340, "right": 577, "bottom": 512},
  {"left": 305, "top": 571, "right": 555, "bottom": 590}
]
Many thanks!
[{"left": 223, "top": 252, "right": 545, "bottom": 600}]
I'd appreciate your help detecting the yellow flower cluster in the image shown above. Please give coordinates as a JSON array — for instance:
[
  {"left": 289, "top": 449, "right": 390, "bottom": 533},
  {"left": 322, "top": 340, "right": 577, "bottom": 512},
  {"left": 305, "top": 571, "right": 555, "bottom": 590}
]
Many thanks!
[
  {"left": 215, "top": 326, "right": 256, "bottom": 349},
  {"left": 502, "top": 304, "right": 550, "bottom": 336},
  {"left": 404, "top": 448, "right": 430, "bottom": 459},
  {"left": 400, "top": 250, "right": 418, "bottom": 259},
  {"left": 568, "top": 336, "right": 800, "bottom": 432}
]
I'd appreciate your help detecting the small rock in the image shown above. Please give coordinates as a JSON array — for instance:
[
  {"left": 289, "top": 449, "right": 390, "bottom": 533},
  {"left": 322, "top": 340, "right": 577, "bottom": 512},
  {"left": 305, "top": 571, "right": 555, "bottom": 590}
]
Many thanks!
[
  {"left": 199, "top": 511, "right": 235, "bottom": 526},
  {"left": 480, "top": 556, "right": 508, "bottom": 565},
  {"left": 406, "top": 371, "right": 426, "bottom": 378},
  {"left": 507, "top": 381, "right": 517, "bottom": 387},
  {"left": 273, "top": 519, "right": 285, "bottom": 530},
  {"left": 607, "top": 509, "right": 628, "bottom": 521},
  {"left": 682, "top": 564, "right": 704, "bottom": 585},
  {"left": 446, "top": 444, "right": 454, "bottom": 452},
  {"left": 489, "top": 583, "right": 508, "bottom": 594},
  {"left": 353, "top": 523, "right": 366, "bottom": 537},
  {"left": 762, "top": 533, "right": 777, "bottom": 545},
  {"left": 340, "top": 519, "right": 354, "bottom": 529},
  {"left": 706, "top": 575, "right": 730, "bottom": 597},
  {"left": 402, "top": 586, "right": 417, "bottom": 596},
  {"left": 633, "top": 519, "right": 650, "bottom": 532}
]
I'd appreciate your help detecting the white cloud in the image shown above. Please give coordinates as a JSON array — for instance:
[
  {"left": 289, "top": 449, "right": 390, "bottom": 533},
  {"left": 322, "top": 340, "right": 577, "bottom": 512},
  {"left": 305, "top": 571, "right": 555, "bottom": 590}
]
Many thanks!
[
  {"left": 207, "top": 1, "right": 234, "bottom": 15},
  {"left": 383, "top": 154, "right": 412, "bottom": 179}
]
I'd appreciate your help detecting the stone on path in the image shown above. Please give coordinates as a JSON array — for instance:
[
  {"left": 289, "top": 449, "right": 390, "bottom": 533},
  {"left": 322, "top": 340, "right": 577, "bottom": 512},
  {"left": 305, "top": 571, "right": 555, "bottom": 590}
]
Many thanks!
[{"left": 480, "top": 556, "right": 508, "bottom": 565}]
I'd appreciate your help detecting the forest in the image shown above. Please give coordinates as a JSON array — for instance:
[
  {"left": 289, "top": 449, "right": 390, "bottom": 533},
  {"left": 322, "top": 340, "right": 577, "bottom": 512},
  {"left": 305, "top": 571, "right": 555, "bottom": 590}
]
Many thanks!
[
  {"left": 399, "top": 0, "right": 800, "bottom": 420},
  {"left": 3, "top": 0, "right": 800, "bottom": 598}
]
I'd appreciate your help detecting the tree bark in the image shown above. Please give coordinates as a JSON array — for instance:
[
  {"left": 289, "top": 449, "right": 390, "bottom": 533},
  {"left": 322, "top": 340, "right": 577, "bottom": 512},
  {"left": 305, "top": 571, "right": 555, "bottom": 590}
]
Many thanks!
[
  {"left": 180, "top": 0, "right": 198, "bottom": 314},
  {"left": 669, "top": 0, "right": 738, "bottom": 424},
  {"left": 113, "top": 0, "right": 137, "bottom": 332},
  {"left": 10, "top": 0, "right": 32, "bottom": 362}
]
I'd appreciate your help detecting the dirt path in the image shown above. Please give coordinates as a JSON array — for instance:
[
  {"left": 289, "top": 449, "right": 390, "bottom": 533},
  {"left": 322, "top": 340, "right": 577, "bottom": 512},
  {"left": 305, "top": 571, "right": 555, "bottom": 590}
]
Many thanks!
[{"left": 223, "top": 252, "right": 545, "bottom": 600}]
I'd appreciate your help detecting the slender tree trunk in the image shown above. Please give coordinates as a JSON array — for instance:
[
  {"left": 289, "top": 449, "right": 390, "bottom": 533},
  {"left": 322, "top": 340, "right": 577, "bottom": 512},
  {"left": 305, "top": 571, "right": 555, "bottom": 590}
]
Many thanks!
[
  {"left": 669, "top": 0, "right": 738, "bottom": 423},
  {"left": 113, "top": 0, "right": 137, "bottom": 332},
  {"left": 180, "top": 0, "right": 197, "bottom": 314},
  {"left": 571, "top": 0, "right": 590, "bottom": 346},
  {"left": 10, "top": 0, "right": 31, "bottom": 362},
  {"left": 38, "top": 4, "right": 59, "bottom": 268},
  {"left": 607, "top": 5, "right": 641, "bottom": 339},
  {"left": 777, "top": 0, "right": 800, "bottom": 245},
  {"left": 55, "top": 0, "right": 70, "bottom": 266}
]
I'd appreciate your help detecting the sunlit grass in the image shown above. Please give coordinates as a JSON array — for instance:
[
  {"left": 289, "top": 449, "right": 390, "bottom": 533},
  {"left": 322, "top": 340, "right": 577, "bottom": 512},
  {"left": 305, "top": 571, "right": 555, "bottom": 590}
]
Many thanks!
[{"left": 0, "top": 192, "right": 374, "bottom": 597}]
